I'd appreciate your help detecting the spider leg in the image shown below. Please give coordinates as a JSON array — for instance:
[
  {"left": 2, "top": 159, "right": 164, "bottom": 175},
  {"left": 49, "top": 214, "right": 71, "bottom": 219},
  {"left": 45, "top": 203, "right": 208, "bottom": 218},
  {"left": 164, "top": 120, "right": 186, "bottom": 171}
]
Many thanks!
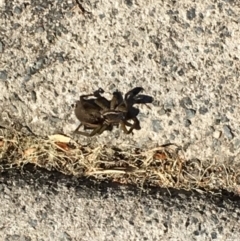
[
  {"left": 80, "top": 88, "right": 104, "bottom": 101},
  {"left": 110, "top": 94, "right": 119, "bottom": 110},
  {"left": 74, "top": 120, "right": 106, "bottom": 137},
  {"left": 74, "top": 124, "right": 104, "bottom": 137},
  {"left": 88, "top": 125, "right": 106, "bottom": 136},
  {"left": 94, "top": 96, "right": 110, "bottom": 110},
  {"left": 119, "top": 121, "right": 130, "bottom": 134},
  {"left": 124, "top": 87, "right": 144, "bottom": 102},
  {"left": 120, "top": 117, "right": 141, "bottom": 135},
  {"left": 80, "top": 94, "right": 95, "bottom": 101},
  {"left": 123, "top": 120, "right": 133, "bottom": 127},
  {"left": 74, "top": 123, "right": 83, "bottom": 133},
  {"left": 93, "top": 88, "right": 104, "bottom": 96},
  {"left": 113, "top": 90, "right": 124, "bottom": 100},
  {"left": 123, "top": 118, "right": 140, "bottom": 129},
  {"left": 98, "top": 123, "right": 110, "bottom": 135},
  {"left": 131, "top": 117, "right": 141, "bottom": 130},
  {"left": 74, "top": 130, "right": 95, "bottom": 137},
  {"left": 93, "top": 89, "right": 111, "bottom": 110}
]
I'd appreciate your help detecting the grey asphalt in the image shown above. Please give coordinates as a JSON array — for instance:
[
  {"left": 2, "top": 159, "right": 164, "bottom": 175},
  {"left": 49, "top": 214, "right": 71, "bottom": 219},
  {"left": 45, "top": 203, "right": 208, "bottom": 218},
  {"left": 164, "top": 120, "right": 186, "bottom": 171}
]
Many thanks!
[{"left": 0, "top": 166, "right": 240, "bottom": 241}]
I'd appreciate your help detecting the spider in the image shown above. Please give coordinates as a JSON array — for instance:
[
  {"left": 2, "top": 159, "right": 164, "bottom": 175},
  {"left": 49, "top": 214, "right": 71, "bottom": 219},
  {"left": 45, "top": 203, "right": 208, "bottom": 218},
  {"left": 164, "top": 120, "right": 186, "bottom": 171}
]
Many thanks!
[{"left": 74, "top": 87, "right": 153, "bottom": 136}]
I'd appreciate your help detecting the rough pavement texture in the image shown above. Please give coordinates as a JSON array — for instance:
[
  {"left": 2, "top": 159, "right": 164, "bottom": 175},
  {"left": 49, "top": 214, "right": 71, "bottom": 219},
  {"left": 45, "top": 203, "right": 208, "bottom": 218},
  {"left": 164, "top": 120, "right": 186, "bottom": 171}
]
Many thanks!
[
  {"left": 0, "top": 166, "right": 240, "bottom": 241},
  {"left": 0, "top": 0, "right": 240, "bottom": 162},
  {"left": 1, "top": 0, "right": 240, "bottom": 240}
]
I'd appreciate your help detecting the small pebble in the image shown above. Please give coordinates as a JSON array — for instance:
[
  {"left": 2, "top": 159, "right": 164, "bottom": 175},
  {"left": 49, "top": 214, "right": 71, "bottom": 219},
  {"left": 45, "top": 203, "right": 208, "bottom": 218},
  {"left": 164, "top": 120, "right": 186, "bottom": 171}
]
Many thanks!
[
  {"left": 184, "top": 119, "right": 191, "bottom": 127},
  {"left": 177, "top": 69, "right": 184, "bottom": 76},
  {"left": 23, "top": 74, "right": 31, "bottom": 82},
  {"left": 185, "top": 109, "right": 196, "bottom": 119},
  {"left": 169, "top": 134, "right": 175, "bottom": 140},
  {"left": 214, "top": 118, "right": 221, "bottom": 125},
  {"left": 212, "top": 139, "right": 221, "bottom": 151},
  {"left": 0, "top": 41, "right": 3, "bottom": 53},
  {"left": 211, "top": 231, "right": 217, "bottom": 239},
  {"left": 187, "top": 8, "right": 196, "bottom": 20},
  {"left": 193, "top": 230, "right": 200, "bottom": 236},
  {"left": 223, "top": 125, "right": 234, "bottom": 140},
  {"left": 234, "top": 139, "right": 240, "bottom": 149},
  {"left": 164, "top": 100, "right": 174, "bottom": 110},
  {"left": 14, "top": 6, "right": 22, "bottom": 15},
  {"left": 152, "top": 120, "right": 162, "bottom": 132},
  {"left": 157, "top": 108, "right": 166, "bottom": 116},
  {"left": 213, "top": 130, "right": 221, "bottom": 139},
  {"left": 0, "top": 70, "right": 7, "bottom": 80},
  {"left": 35, "top": 27, "right": 44, "bottom": 33},
  {"left": 180, "top": 97, "right": 192, "bottom": 108},
  {"left": 31, "top": 90, "right": 37, "bottom": 102},
  {"left": 195, "top": 27, "right": 204, "bottom": 35},
  {"left": 124, "top": 0, "right": 133, "bottom": 7},
  {"left": 112, "top": 8, "right": 118, "bottom": 15},
  {"left": 28, "top": 218, "right": 38, "bottom": 228},
  {"left": 199, "top": 106, "right": 208, "bottom": 115},
  {"left": 99, "top": 14, "right": 105, "bottom": 19},
  {"left": 221, "top": 115, "right": 229, "bottom": 123},
  {"left": 34, "top": 59, "right": 44, "bottom": 70}
]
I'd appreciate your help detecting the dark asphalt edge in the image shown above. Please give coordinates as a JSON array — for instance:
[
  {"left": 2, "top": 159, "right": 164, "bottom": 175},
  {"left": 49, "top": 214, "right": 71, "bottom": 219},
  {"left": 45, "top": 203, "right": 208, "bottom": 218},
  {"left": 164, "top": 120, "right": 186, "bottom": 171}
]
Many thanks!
[{"left": 1, "top": 163, "right": 240, "bottom": 211}]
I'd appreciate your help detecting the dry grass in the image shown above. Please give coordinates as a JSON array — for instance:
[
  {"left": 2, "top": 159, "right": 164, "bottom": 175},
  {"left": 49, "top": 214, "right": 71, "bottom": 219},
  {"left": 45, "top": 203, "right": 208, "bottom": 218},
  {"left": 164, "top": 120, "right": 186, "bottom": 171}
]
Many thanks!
[{"left": 0, "top": 127, "right": 240, "bottom": 195}]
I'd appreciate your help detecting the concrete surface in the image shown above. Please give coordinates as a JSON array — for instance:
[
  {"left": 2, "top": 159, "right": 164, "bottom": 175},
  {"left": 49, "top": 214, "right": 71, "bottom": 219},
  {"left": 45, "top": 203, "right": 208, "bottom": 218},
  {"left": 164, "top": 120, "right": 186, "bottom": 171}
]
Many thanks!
[
  {"left": 0, "top": 0, "right": 240, "bottom": 162},
  {"left": 0, "top": 0, "right": 240, "bottom": 240},
  {"left": 0, "top": 166, "right": 240, "bottom": 241}
]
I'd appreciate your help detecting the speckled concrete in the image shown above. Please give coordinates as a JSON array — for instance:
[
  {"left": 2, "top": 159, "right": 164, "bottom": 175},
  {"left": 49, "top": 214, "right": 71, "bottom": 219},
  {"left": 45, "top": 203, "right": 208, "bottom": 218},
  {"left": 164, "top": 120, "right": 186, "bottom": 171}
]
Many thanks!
[
  {"left": 0, "top": 167, "right": 240, "bottom": 241},
  {"left": 0, "top": 0, "right": 240, "bottom": 163},
  {"left": 0, "top": 0, "right": 240, "bottom": 239}
]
